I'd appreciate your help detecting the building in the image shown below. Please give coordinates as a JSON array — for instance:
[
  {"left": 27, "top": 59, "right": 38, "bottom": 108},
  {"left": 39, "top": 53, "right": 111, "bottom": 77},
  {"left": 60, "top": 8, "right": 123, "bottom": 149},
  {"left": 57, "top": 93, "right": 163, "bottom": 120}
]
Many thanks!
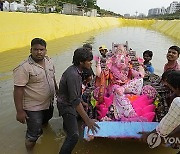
[
  {"left": 62, "top": 3, "right": 79, "bottom": 15},
  {"left": 148, "top": 7, "right": 166, "bottom": 16},
  {"left": 2, "top": 0, "right": 36, "bottom": 12},
  {"left": 86, "top": 9, "right": 97, "bottom": 17},
  {"left": 148, "top": 8, "right": 160, "bottom": 16},
  {"left": 160, "top": 7, "right": 167, "bottom": 14},
  {"left": 62, "top": 3, "right": 86, "bottom": 16},
  {"left": 124, "top": 14, "right": 130, "bottom": 18},
  {"left": 62, "top": 3, "right": 97, "bottom": 16},
  {"left": 167, "top": 1, "right": 180, "bottom": 14},
  {"left": 62, "top": 3, "right": 85, "bottom": 16},
  {"left": 138, "top": 13, "right": 146, "bottom": 18},
  {"left": 148, "top": 1, "right": 180, "bottom": 16}
]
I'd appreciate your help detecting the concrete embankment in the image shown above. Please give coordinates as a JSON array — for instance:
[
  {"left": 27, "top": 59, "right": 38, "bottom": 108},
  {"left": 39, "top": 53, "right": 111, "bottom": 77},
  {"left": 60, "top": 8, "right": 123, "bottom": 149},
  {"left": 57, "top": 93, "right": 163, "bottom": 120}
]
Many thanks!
[
  {"left": 119, "top": 18, "right": 180, "bottom": 40},
  {"left": 0, "top": 12, "right": 179, "bottom": 52},
  {"left": 0, "top": 12, "right": 120, "bottom": 52},
  {"left": 151, "top": 20, "right": 180, "bottom": 40}
]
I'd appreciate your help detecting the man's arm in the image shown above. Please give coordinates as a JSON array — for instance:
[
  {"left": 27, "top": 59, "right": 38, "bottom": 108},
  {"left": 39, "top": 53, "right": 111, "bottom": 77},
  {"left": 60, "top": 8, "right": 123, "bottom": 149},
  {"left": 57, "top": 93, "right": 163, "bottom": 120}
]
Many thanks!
[
  {"left": 140, "top": 98, "right": 180, "bottom": 142},
  {"left": 156, "top": 98, "right": 180, "bottom": 137},
  {"left": 14, "top": 86, "right": 28, "bottom": 124},
  {"left": 66, "top": 72, "right": 99, "bottom": 133}
]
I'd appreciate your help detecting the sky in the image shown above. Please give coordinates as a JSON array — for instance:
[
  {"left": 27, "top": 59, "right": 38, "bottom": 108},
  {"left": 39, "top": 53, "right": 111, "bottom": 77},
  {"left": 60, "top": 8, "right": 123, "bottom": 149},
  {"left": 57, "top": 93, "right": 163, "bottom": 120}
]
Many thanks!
[{"left": 97, "top": 0, "right": 176, "bottom": 16}]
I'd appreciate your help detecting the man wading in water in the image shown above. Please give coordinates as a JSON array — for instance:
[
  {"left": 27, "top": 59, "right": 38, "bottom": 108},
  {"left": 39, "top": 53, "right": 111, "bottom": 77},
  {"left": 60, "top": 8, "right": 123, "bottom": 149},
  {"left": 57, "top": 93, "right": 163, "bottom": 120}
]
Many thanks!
[
  {"left": 13, "top": 38, "right": 58, "bottom": 152},
  {"left": 57, "top": 47, "right": 99, "bottom": 154}
]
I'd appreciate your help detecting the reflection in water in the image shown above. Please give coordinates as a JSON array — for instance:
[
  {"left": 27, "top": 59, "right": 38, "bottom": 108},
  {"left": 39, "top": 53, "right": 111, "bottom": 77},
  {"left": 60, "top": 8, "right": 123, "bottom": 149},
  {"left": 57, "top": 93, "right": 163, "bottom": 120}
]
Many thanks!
[{"left": 0, "top": 27, "right": 179, "bottom": 154}]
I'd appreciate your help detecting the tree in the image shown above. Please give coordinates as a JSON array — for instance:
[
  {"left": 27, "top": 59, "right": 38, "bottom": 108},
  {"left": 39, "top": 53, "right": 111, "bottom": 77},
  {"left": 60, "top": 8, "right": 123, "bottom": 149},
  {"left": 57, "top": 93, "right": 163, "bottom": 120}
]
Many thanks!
[
  {"left": 24, "top": 0, "right": 33, "bottom": 12},
  {"left": 86, "top": 0, "right": 96, "bottom": 9}
]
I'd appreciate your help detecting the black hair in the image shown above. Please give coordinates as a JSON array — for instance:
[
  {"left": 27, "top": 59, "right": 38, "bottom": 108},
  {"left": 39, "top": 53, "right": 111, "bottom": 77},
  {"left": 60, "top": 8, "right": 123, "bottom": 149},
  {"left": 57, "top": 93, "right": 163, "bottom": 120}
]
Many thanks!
[
  {"left": 161, "top": 70, "right": 175, "bottom": 81},
  {"left": 31, "top": 38, "right": 46, "bottom": 48},
  {"left": 73, "top": 48, "right": 93, "bottom": 66},
  {"left": 143, "top": 50, "right": 153, "bottom": 57},
  {"left": 83, "top": 43, "right": 92, "bottom": 50},
  {"left": 169, "top": 46, "right": 180, "bottom": 55},
  {"left": 166, "top": 71, "right": 180, "bottom": 90},
  {"left": 82, "top": 68, "right": 93, "bottom": 81}
]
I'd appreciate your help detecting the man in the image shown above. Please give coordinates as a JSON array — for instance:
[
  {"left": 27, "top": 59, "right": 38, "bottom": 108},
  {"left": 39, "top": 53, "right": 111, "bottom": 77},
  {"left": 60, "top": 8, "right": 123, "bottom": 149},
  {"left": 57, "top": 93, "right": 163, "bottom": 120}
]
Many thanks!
[
  {"left": 140, "top": 71, "right": 180, "bottom": 152},
  {"left": 99, "top": 45, "right": 108, "bottom": 58},
  {"left": 143, "top": 50, "right": 154, "bottom": 74},
  {"left": 57, "top": 48, "right": 99, "bottom": 154},
  {"left": 82, "top": 43, "right": 95, "bottom": 77},
  {"left": 156, "top": 71, "right": 180, "bottom": 137},
  {"left": 97, "top": 45, "right": 108, "bottom": 72},
  {"left": 13, "top": 38, "right": 58, "bottom": 151},
  {"left": 83, "top": 43, "right": 92, "bottom": 52},
  {"left": 164, "top": 45, "right": 180, "bottom": 72}
]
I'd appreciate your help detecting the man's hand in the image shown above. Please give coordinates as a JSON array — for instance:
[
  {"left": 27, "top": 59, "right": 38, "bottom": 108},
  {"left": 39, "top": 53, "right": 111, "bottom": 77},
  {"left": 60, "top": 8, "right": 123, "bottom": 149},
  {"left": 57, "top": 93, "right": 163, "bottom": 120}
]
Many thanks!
[
  {"left": 16, "top": 110, "right": 29, "bottom": 124},
  {"left": 76, "top": 103, "right": 100, "bottom": 137},
  {"left": 14, "top": 85, "right": 26, "bottom": 123},
  {"left": 86, "top": 118, "right": 100, "bottom": 135}
]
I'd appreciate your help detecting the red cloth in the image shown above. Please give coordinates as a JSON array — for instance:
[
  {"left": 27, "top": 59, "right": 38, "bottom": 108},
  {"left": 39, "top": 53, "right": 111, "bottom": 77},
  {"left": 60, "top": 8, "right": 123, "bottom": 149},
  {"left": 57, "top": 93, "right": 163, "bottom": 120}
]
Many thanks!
[{"left": 164, "top": 61, "right": 180, "bottom": 72}]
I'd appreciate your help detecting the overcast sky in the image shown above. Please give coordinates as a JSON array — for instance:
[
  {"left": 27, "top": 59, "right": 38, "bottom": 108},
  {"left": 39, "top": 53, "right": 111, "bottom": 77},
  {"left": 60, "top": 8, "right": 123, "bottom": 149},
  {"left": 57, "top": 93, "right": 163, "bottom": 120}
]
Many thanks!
[{"left": 97, "top": 0, "right": 175, "bottom": 16}]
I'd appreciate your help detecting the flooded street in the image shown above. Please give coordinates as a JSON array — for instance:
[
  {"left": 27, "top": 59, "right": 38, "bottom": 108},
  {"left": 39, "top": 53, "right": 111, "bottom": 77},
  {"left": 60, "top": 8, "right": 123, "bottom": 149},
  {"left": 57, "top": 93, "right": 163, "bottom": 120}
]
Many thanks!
[{"left": 0, "top": 27, "right": 180, "bottom": 154}]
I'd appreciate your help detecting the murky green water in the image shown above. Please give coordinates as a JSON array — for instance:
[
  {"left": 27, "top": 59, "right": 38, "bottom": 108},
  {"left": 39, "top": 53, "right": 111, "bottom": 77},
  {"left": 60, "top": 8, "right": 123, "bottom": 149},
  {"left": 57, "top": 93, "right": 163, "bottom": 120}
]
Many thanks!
[{"left": 0, "top": 27, "right": 180, "bottom": 154}]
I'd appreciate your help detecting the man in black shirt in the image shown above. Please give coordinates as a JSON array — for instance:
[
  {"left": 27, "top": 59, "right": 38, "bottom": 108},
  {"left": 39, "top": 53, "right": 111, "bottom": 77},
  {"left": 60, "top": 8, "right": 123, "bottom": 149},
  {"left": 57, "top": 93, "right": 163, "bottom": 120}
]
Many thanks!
[{"left": 57, "top": 48, "right": 99, "bottom": 154}]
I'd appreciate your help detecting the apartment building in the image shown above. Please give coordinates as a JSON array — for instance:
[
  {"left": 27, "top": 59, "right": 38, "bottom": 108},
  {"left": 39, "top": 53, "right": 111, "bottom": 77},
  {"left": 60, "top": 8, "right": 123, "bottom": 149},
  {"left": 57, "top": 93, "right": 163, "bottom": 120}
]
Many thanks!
[
  {"left": 167, "top": 1, "right": 180, "bottom": 14},
  {"left": 148, "top": 7, "right": 166, "bottom": 16},
  {"left": 148, "top": 1, "right": 180, "bottom": 16}
]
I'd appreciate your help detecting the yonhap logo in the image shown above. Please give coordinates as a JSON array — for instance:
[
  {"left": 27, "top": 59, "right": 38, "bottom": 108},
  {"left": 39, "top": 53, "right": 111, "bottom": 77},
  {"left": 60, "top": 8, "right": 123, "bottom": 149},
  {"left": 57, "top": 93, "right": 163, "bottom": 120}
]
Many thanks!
[
  {"left": 147, "top": 133, "right": 180, "bottom": 148},
  {"left": 147, "top": 133, "right": 161, "bottom": 148}
]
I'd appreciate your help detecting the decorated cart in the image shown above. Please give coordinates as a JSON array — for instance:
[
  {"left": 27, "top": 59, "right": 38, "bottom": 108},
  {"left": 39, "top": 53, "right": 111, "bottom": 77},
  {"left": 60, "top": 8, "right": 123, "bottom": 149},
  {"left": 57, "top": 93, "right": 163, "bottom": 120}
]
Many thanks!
[{"left": 83, "top": 42, "right": 171, "bottom": 140}]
